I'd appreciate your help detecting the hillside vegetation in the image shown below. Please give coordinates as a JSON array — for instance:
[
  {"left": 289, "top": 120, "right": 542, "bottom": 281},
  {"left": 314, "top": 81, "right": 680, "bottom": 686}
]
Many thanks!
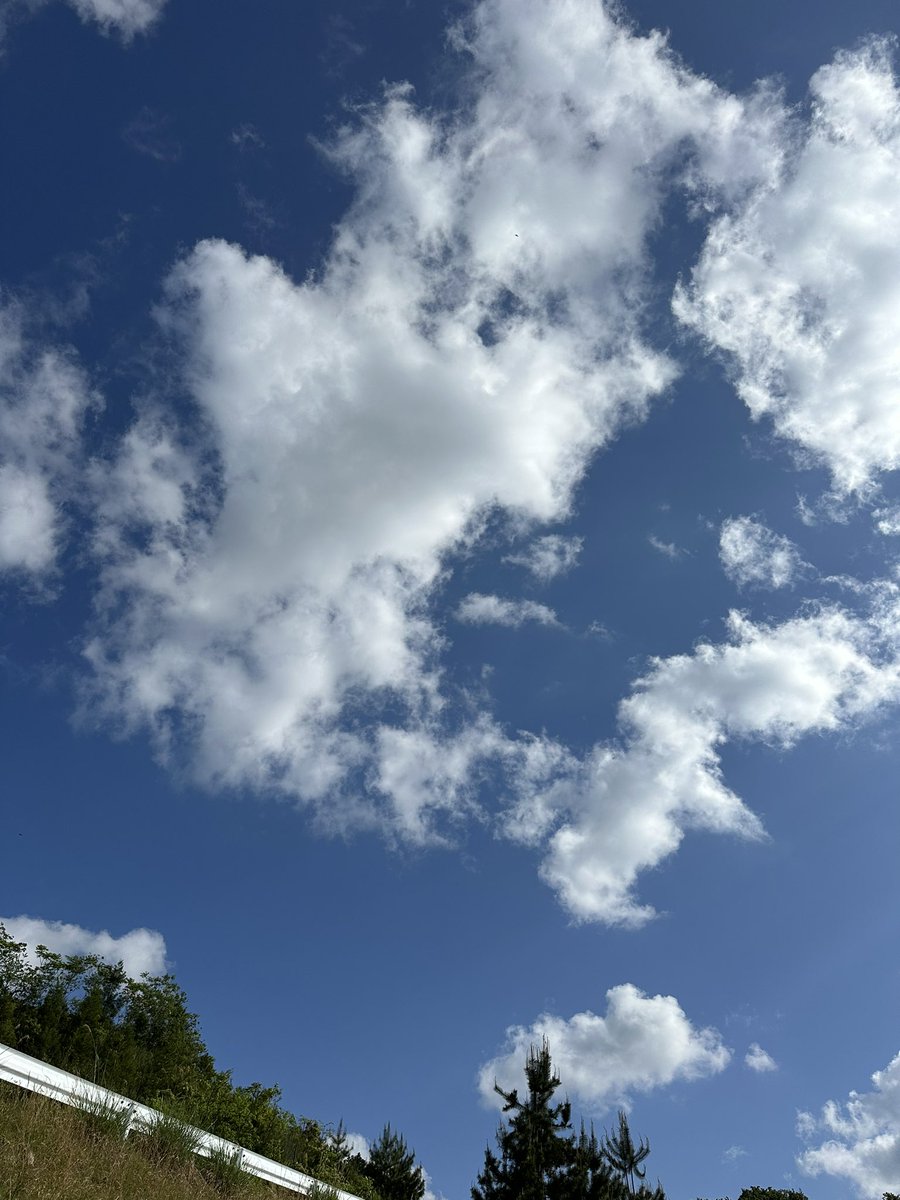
[
  {"left": 0, "top": 924, "right": 420, "bottom": 1200},
  {"left": 0, "top": 1080, "right": 281, "bottom": 1200}
]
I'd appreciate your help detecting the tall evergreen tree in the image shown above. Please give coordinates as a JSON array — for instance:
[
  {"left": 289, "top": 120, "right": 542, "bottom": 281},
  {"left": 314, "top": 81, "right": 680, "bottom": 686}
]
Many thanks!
[
  {"left": 603, "top": 1112, "right": 650, "bottom": 1197},
  {"left": 474, "top": 1041, "right": 574, "bottom": 1200},
  {"left": 473, "top": 1042, "right": 665, "bottom": 1200},
  {"left": 365, "top": 1123, "right": 426, "bottom": 1200}
]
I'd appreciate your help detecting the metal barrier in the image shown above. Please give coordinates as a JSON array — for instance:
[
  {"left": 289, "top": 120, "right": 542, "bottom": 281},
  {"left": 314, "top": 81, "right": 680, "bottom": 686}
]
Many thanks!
[{"left": 0, "top": 1041, "right": 362, "bottom": 1198}]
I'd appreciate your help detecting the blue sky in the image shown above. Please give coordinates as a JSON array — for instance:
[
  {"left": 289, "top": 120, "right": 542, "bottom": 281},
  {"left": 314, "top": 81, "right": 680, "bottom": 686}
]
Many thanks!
[{"left": 3, "top": 1, "right": 900, "bottom": 1198}]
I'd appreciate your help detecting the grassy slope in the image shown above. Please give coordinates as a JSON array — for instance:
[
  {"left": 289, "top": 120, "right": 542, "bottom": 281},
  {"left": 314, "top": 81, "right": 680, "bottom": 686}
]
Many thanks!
[{"left": 0, "top": 1083, "right": 286, "bottom": 1200}]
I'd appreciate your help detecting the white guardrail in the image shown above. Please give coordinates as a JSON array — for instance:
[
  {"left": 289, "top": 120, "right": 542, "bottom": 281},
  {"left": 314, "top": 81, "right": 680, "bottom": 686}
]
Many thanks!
[{"left": 0, "top": 1041, "right": 362, "bottom": 1199}]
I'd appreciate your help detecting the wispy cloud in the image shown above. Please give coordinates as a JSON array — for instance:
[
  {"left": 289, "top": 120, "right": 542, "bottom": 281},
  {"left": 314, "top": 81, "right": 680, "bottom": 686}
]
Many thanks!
[
  {"left": 122, "top": 106, "right": 181, "bottom": 163},
  {"left": 719, "top": 516, "right": 806, "bottom": 589},
  {"left": 0, "top": 302, "right": 96, "bottom": 580},
  {"left": 504, "top": 534, "right": 582, "bottom": 581},
  {"left": 455, "top": 593, "right": 560, "bottom": 627},
  {"left": 1, "top": 0, "right": 168, "bottom": 49},
  {"left": 745, "top": 1043, "right": 778, "bottom": 1072},
  {"left": 648, "top": 534, "right": 685, "bottom": 560}
]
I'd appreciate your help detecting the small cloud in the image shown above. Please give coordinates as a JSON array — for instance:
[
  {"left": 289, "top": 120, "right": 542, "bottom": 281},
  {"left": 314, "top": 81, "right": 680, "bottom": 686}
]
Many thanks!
[
  {"left": 422, "top": 1168, "right": 445, "bottom": 1200},
  {"left": 1, "top": 914, "right": 168, "bottom": 978},
  {"left": 122, "top": 106, "right": 181, "bottom": 163},
  {"left": 648, "top": 534, "right": 684, "bottom": 560},
  {"left": 231, "top": 122, "right": 265, "bottom": 152},
  {"left": 795, "top": 1110, "right": 817, "bottom": 1140},
  {"left": 796, "top": 495, "right": 818, "bottom": 527},
  {"left": 723, "top": 1145, "right": 749, "bottom": 1163},
  {"left": 874, "top": 504, "right": 900, "bottom": 536},
  {"left": 745, "top": 1043, "right": 778, "bottom": 1073},
  {"left": 320, "top": 12, "right": 366, "bottom": 76},
  {"left": 237, "top": 184, "right": 277, "bottom": 234},
  {"left": 456, "top": 593, "right": 560, "bottom": 628},
  {"left": 586, "top": 620, "right": 614, "bottom": 641},
  {"left": 719, "top": 517, "right": 806, "bottom": 589},
  {"left": 505, "top": 534, "right": 582, "bottom": 581},
  {"left": 67, "top": 0, "right": 168, "bottom": 42},
  {"left": 344, "top": 1131, "right": 370, "bottom": 1161}
]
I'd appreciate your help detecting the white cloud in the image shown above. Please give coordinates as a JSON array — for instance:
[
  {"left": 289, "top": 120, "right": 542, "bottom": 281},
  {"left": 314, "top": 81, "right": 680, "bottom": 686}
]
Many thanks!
[
  {"left": 0, "top": 303, "right": 95, "bottom": 578},
  {"left": 798, "top": 1051, "right": 900, "bottom": 1198},
  {"left": 84, "top": 0, "right": 776, "bottom": 835},
  {"left": 676, "top": 40, "right": 900, "bottom": 496},
  {"left": 344, "top": 1132, "right": 370, "bottom": 1161},
  {"left": 648, "top": 535, "right": 684, "bottom": 560},
  {"left": 372, "top": 720, "right": 506, "bottom": 846},
  {"left": 719, "top": 516, "right": 805, "bottom": 589},
  {"left": 1, "top": 915, "right": 168, "bottom": 978},
  {"left": 531, "top": 606, "right": 899, "bottom": 925},
  {"left": 478, "top": 984, "right": 731, "bottom": 1113},
  {"left": 874, "top": 505, "right": 900, "bottom": 536},
  {"left": 65, "top": 0, "right": 166, "bottom": 40},
  {"left": 456, "top": 592, "right": 559, "bottom": 627},
  {"left": 504, "top": 533, "right": 582, "bottom": 581},
  {"left": 0, "top": 0, "right": 166, "bottom": 47},
  {"left": 723, "top": 1145, "right": 749, "bottom": 1162},
  {"left": 745, "top": 1042, "right": 778, "bottom": 1072}
]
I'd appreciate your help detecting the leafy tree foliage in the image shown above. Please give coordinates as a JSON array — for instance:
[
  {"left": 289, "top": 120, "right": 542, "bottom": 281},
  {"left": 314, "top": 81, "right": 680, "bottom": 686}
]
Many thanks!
[
  {"left": 698, "top": 1190, "right": 810, "bottom": 1200},
  {"left": 0, "top": 923, "right": 381, "bottom": 1199},
  {"left": 737, "top": 1190, "right": 808, "bottom": 1200},
  {"left": 364, "top": 1124, "right": 426, "bottom": 1200},
  {"left": 472, "top": 1041, "right": 665, "bottom": 1200}
]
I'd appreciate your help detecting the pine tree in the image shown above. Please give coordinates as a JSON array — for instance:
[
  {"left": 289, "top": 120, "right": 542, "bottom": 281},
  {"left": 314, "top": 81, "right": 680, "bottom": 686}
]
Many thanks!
[
  {"left": 474, "top": 1040, "right": 574, "bottom": 1200},
  {"left": 603, "top": 1112, "right": 650, "bottom": 1197},
  {"left": 472, "top": 1042, "right": 665, "bottom": 1200},
  {"left": 365, "top": 1123, "right": 426, "bottom": 1200},
  {"left": 562, "top": 1121, "right": 625, "bottom": 1200}
]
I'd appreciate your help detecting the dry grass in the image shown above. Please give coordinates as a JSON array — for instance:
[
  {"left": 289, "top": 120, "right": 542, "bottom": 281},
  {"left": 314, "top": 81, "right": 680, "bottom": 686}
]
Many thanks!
[{"left": 0, "top": 1083, "right": 285, "bottom": 1200}]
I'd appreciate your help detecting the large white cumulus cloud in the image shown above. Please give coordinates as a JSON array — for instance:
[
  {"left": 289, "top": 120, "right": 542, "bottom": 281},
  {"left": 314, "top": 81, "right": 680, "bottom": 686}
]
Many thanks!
[
  {"left": 478, "top": 984, "right": 731, "bottom": 1112},
  {"left": 676, "top": 39, "right": 900, "bottom": 495},
  {"left": 85, "top": 0, "right": 775, "bottom": 838},
  {"left": 798, "top": 1051, "right": 900, "bottom": 1197}
]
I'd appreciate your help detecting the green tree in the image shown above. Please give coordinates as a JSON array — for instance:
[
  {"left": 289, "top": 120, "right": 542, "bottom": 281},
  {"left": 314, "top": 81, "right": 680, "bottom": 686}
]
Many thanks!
[
  {"left": 473, "top": 1041, "right": 574, "bottom": 1200},
  {"left": 603, "top": 1112, "right": 660, "bottom": 1198},
  {"left": 472, "top": 1042, "right": 664, "bottom": 1200},
  {"left": 365, "top": 1123, "right": 426, "bottom": 1200},
  {"left": 737, "top": 1190, "right": 808, "bottom": 1200},
  {"left": 563, "top": 1121, "right": 624, "bottom": 1200}
]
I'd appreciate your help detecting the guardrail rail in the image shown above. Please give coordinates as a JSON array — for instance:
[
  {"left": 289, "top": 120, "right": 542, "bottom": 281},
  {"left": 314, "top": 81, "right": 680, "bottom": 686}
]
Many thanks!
[{"left": 0, "top": 1041, "right": 362, "bottom": 1198}]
